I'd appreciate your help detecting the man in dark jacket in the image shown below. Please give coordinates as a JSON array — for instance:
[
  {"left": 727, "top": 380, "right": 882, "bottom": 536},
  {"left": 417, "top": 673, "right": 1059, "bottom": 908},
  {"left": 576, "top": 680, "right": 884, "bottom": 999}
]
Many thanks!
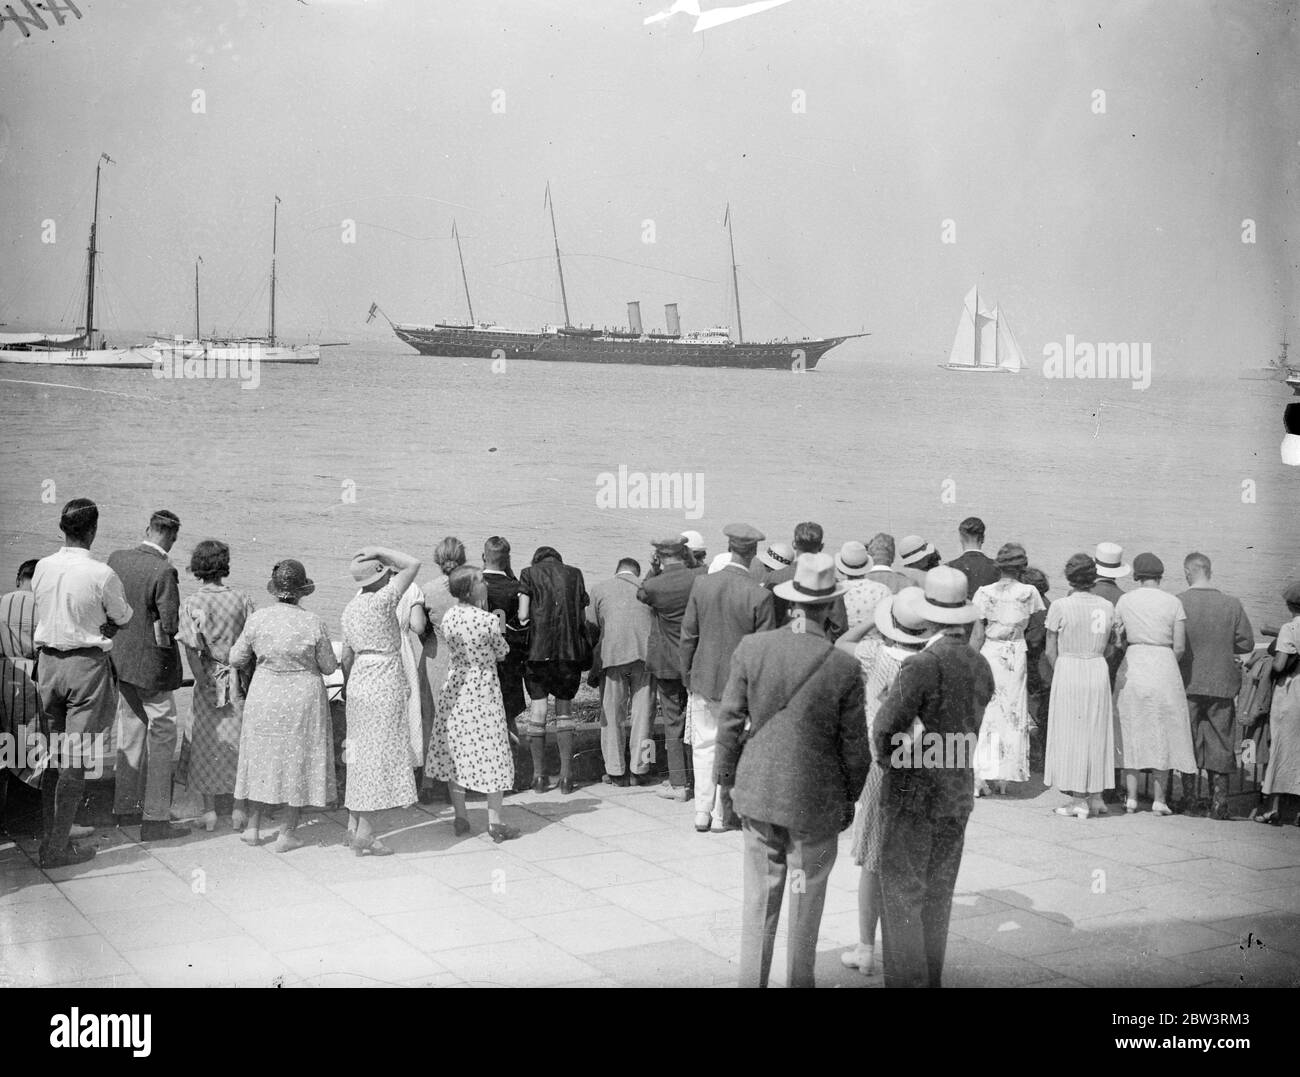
[
  {"left": 638, "top": 536, "right": 698, "bottom": 801},
  {"left": 680, "top": 523, "right": 774, "bottom": 832},
  {"left": 716, "top": 553, "right": 868, "bottom": 988},
  {"left": 108, "top": 509, "right": 189, "bottom": 841},
  {"left": 482, "top": 536, "right": 531, "bottom": 789},
  {"left": 873, "top": 566, "right": 994, "bottom": 988}
]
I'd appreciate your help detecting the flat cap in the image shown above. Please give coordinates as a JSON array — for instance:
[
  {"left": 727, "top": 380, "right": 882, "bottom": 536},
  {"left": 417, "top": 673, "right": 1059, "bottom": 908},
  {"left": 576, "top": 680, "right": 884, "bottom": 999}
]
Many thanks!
[
  {"left": 722, "top": 522, "right": 765, "bottom": 544},
  {"left": 652, "top": 535, "right": 688, "bottom": 556}
]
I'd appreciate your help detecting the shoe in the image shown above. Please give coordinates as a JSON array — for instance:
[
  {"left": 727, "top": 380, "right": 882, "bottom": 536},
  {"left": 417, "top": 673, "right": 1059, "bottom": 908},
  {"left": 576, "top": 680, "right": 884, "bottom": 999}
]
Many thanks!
[
  {"left": 1054, "top": 804, "right": 1089, "bottom": 819},
  {"left": 710, "top": 813, "right": 742, "bottom": 834},
  {"left": 198, "top": 810, "right": 218, "bottom": 832},
  {"left": 114, "top": 812, "right": 143, "bottom": 828},
  {"left": 996, "top": 782, "right": 1008, "bottom": 796},
  {"left": 628, "top": 773, "right": 650, "bottom": 787},
  {"left": 840, "top": 944, "right": 874, "bottom": 975},
  {"left": 453, "top": 816, "right": 472, "bottom": 836},
  {"left": 273, "top": 830, "right": 304, "bottom": 854},
  {"left": 974, "top": 783, "right": 986, "bottom": 799},
  {"left": 139, "top": 821, "right": 190, "bottom": 842},
  {"left": 602, "top": 773, "right": 630, "bottom": 787},
  {"left": 1252, "top": 808, "right": 1280, "bottom": 825},
  {"left": 655, "top": 784, "right": 690, "bottom": 802},
  {"left": 68, "top": 824, "right": 96, "bottom": 839},
  {"left": 1125, "top": 799, "right": 1139, "bottom": 814},
  {"left": 694, "top": 812, "right": 712, "bottom": 832},
  {"left": 1151, "top": 802, "right": 1173, "bottom": 817},
  {"left": 39, "top": 842, "right": 96, "bottom": 869},
  {"left": 488, "top": 823, "right": 520, "bottom": 843},
  {"left": 559, "top": 777, "right": 576, "bottom": 795},
  {"left": 352, "top": 835, "right": 395, "bottom": 857},
  {"left": 231, "top": 808, "right": 248, "bottom": 831},
  {"left": 531, "top": 776, "right": 549, "bottom": 794}
]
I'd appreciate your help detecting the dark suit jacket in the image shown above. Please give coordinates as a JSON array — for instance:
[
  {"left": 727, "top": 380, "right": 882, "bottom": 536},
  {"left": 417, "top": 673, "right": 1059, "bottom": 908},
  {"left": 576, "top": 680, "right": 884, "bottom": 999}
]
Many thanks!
[
  {"left": 680, "top": 565, "right": 775, "bottom": 700},
  {"left": 947, "top": 550, "right": 1001, "bottom": 598},
  {"left": 106, "top": 544, "right": 182, "bottom": 692},
  {"left": 715, "top": 625, "right": 868, "bottom": 837},
  {"left": 872, "top": 634, "right": 994, "bottom": 818},
  {"left": 637, "top": 563, "right": 696, "bottom": 681}
]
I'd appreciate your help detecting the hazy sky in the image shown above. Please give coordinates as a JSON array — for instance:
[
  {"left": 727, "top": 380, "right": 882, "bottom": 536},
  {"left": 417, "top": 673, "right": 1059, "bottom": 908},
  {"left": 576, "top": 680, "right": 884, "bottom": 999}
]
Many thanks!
[{"left": 1, "top": 0, "right": 1295, "bottom": 373}]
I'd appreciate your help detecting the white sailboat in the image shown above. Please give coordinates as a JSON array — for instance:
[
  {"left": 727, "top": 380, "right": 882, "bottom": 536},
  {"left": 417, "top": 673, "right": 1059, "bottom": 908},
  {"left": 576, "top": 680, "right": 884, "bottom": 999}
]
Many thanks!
[
  {"left": 942, "top": 285, "right": 1025, "bottom": 374},
  {"left": 0, "top": 154, "right": 156, "bottom": 368},
  {"left": 146, "top": 196, "right": 320, "bottom": 366}
]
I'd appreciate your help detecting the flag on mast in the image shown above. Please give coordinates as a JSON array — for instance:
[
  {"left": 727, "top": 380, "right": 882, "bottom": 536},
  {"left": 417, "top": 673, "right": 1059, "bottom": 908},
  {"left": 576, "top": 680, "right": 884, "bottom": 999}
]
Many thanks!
[{"left": 366, "top": 302, "right": 378, "bottom": 325}]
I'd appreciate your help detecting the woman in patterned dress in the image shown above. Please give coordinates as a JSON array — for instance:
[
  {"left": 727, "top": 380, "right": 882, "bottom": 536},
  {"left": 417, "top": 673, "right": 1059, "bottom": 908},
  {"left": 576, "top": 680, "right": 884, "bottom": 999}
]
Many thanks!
[
  {"left": 1112, "top": 553, "right": 1195, "bottom": 816},
  {"left": 177, "top": 540, "right": 256, "bottom": 832},
  {"left": 836, "top": 586, "right": 934, "bottom": 976},
  {"left": 1044, "top": 554, "right": 1118, "bottom": 819},
  {"left": 835, "top": 541, "right": 889, "bottom": 628},
  {"left": 230, "top": 559, "right": 338, "bottom": 851},
  {"left": 340, "top": 546, "right": 422, "bottom": 856},
  {"left": 969, "top": 543, "right": 1045, "bottom": 796},
  {"left": 1258, "top": 582, "right": 1300, "bottom": 824},
  {"left": 417, "top": 536, "right": 465, "bottom": 799},
  {"left": 426, "top": 566, "right": 519, "bottom": 842}
]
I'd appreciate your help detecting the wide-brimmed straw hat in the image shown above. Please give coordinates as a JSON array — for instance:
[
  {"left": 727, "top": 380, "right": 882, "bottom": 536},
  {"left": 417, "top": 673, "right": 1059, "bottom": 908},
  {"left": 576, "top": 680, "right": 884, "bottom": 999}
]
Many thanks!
[
  {"left": 834, "top": 540, "right": 873, "bottom": 578},
  {"left": 267, "top": 559, "right": 315, "bottom": 599},
  {"left": 875, "top": 586, "right": 937, "bottom": 645},
  {"left": 917, "top": 565, "right": 977, "bottom": 624},
  {"left": 898, "top": 535, "right": 937, "bottom": 568},
  {"left": 773, "top": 552, "right": 850, "bottom": 604},
  {"left": 349, "top": 555, "right": 389, "bottom": 588},
  {"left": 1094, "top": 542, "right": 1131, "bottom": 579},
  {"left": 757, "top": 540, "right": 795, "bottom": 572}
]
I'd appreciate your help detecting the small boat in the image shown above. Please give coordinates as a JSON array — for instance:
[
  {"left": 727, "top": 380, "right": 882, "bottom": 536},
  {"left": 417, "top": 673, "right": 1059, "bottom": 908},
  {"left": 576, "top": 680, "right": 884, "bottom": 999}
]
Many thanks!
[
  {"left": 0, "top": 155, "right": 155, "bottom": 368},
  {"left": 146, "top": 197, "right": 320, "bottom": 366},
  {"left": 1240, "top": 333, "right": 1295, "bottom": 382},
  {"left": 942, "top": 285, "right": 1026, "bottom": 373}
]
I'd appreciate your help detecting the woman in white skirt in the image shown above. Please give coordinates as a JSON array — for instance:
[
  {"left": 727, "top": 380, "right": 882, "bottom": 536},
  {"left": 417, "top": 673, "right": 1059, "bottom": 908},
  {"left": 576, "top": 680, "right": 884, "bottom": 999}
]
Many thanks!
[
  {"left": 835, "top": 586, "right": 934, "bottom": 976},
  {"left": 969, "top": 543, "right": 1045, "bottom": 796},
  {"left": 1112, "top": 553, "right": 1195, "bottom": 816}
]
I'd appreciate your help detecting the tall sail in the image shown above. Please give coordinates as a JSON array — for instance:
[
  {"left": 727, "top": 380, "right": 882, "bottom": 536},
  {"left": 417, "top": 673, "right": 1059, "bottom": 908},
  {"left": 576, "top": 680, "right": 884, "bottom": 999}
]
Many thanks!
[
  {"left": 994, "top": 308, "right": 1026, "bottom": 372},
  {"left": 947, "top": 286, "right": 978, "bottom": 367},
  {"left": 976, "top": 306, "right": 998, "bottom": 367}
]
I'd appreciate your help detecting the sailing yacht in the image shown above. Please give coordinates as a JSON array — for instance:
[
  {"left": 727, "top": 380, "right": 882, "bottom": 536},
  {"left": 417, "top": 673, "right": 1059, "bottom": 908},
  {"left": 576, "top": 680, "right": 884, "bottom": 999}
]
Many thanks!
[
  {"left": 0, "top": 155, "right": 155, "bottom": 368},
  {"left": 147, "top": 197, "right": 320, "bottom": 366},
  {"left": 942, "top": 286, "right": 1026, "bottom": 374}
]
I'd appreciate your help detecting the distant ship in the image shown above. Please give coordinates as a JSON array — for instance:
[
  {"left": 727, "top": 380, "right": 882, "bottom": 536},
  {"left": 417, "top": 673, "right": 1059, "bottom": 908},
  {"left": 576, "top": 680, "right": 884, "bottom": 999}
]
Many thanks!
[
  {"left": 941, "top": 286, "right": 1025, "bottom": 374},
  {"left": 0, "top": 154, "right": 155, "bottom": 368},
  {"left": 376, "top": 190, "right": 865, "bottom": 371},
  {"left": 147, "top": 197, "right": 320, "bottom": 366},
  {"left": 1240, "top": 333, "right": 1295, "bottom": 382}
]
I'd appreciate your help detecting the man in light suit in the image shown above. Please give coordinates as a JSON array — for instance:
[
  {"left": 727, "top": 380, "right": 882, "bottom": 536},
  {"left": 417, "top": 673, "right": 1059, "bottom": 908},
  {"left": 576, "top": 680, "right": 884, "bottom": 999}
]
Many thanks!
[
  {"left": 716, "top": 553, "right": 869, "bottom": 988},
  {"left": 109, "top": 510, "right": 189, "bottom": 841},
  {"left": 587, "top": 557, "right": 655, "bottom": 786},
  {"left": 680, "top": 523, "right": 774, "bottom": 832}
]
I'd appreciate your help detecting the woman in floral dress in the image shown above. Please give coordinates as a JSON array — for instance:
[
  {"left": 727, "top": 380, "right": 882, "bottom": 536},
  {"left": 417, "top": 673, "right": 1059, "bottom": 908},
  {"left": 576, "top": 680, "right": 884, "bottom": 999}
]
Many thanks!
[
  {"left": 341, "top": 545, "right": 422, "bottom": 856},
  {"left": 970, "top": 543, "right": 1046, "bottom": 796},
  {"left": 426, "top": 566, "right": 519, "bottom": 842},
  {"left": 177, "top": 539, "right": 256, "bottom": 831},
  {"left": 836, "top": 586, "right": 934, "bottom": 976},
  {"left": 230, "top": 559, "right": 338, "bottom": 851},
  {"left": 417, "top": 536, "right": 465, "bottom": 797}
]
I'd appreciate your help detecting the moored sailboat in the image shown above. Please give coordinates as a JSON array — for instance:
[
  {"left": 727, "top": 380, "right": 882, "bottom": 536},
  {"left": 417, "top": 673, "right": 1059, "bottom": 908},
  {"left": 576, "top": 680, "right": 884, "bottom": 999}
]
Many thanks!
[
  {"left": 942, "top": 285, "right": 1025, "bottom": 374},
  {"left": 0, "top": 154, "right": 156, "bottom": 368},
  {"left": 146, "top": 197, "right": 320, "bottom": 366}
]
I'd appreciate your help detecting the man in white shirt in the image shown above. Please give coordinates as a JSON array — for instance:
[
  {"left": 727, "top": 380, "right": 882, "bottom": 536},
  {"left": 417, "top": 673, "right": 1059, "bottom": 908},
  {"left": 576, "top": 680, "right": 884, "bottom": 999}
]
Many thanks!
[{"left": 32, "top": 498, "right": 132, "bottom": 869}]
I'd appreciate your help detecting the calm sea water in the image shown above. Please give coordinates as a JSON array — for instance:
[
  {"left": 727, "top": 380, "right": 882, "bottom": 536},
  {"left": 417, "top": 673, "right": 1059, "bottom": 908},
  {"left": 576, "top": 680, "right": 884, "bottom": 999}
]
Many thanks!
[{"left": 1, "top": 343, "right": 1295, "bottom": 637}]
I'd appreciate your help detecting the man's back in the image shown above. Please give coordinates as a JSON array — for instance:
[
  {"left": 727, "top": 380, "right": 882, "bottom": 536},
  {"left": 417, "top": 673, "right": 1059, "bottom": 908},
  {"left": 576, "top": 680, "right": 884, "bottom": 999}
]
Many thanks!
[
  {"left": 589, "top": 573, "right": 653, "bottom": 668},
  {"left": 33, "top": 548, "right": 131, "bottom": 653},
  {"left": 680, "top": 567, "right": 774, "bottom": 700},
  {"left": 484, "top": 571, "right": 527, "bottom": 663},
  {"left": 873, "top": 635, "right": 995, "bottom": 817},
  {"left": 947, "top": 551, "right": 999, "bottom": 598},
  {"left": 0, "top": 590, "right": 35, "bottom": 660},
  {"left": 1178, "top": 587, "right": 1255, "bottom": 698},
  {"left": 716, "top": 627, "right": 867, "bottom": 836},
  {"left": 106, "top": 545, "right": 182, "bottom": 691},
  {"left": 637, "top": 563, "right": 696, "bottom": 678}
]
